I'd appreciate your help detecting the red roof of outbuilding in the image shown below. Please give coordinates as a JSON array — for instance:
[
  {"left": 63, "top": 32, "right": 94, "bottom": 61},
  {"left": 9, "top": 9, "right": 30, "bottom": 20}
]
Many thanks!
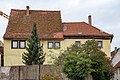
[{"left": 63, "top": 22, "right": 113, "bottom": 37}]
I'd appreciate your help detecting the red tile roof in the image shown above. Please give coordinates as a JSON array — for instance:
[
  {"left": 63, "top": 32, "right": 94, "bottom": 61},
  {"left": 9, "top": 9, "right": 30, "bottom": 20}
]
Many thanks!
[
  {"left": 4, "top": 9, "right": 63, "bottom": 39},
  {"left": 63, "top": 22, "right": 113, "bottom": 37},
  {"left": 113, "top": 61, "right": 120, "bottom": 71},
  {"left": 3, "top": 7, "right": 113, "bottom": 40}
]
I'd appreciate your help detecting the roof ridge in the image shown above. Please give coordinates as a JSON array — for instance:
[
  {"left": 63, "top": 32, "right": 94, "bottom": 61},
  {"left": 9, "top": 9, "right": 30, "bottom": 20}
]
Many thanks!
[
  {"left": 11, "top": 9, "right": 60, "bottom": 12},
  {"left": 63, "top": 21, "right": 113, "bottom": 36},
  {"left": 63, "top": 22, "right": 85, "bottom": 24},
  {"left": 84, "top": 22, "right": 113, "bottom": 36}
]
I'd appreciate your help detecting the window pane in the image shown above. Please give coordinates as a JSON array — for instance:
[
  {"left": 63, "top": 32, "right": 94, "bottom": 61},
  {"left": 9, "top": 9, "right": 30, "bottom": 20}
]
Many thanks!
[
  {"left": 12, "top": 40, "right": 18, "bottom": 48},
  {"left": 48, "top": 42, "right": 53, "bottom": 49},
  {"left": 55, "top": 42, "right": 60, "bottom": 48},
  {"left": 98, "top": 41, "right": 102, "bottom": 47},
  {"left": 75, "top": 41, "right": 81, "bottom": 47},
  {"left": 19, "top": 41, "right": 25, "bottom": 48}
]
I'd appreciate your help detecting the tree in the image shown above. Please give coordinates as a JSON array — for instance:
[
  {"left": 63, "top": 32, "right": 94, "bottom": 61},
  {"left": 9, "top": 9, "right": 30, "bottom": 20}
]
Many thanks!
[
  {"left": 58, "top": 45, "right": 93, "bottom": 80},
  {"left": 81, "top": 40, "right": 113, "bottom": 80},
  {"left": 55, "top": 40, "right": 113, "bottom": 80},
  {"left": 22, "top": 23, "right": 45, "bottom": 65}
]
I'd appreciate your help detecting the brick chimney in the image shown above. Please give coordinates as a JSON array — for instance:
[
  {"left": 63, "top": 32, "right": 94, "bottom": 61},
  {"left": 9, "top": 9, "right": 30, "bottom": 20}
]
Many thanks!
[
  {"left": 26, "top": 6, "right": 30, "bottom": 16},
  {"left": 88, "top": 15, "right": 92, "bottom": 25}
]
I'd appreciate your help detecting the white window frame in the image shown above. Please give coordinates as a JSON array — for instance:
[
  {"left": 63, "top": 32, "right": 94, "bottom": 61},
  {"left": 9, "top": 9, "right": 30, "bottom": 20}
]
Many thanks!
[
  {"left": 54, "top": 42, "right": 60, "bottom": 49},
  {"left": 48, "top": 42, "right": 54, "bottom": 49},
  {"left": 97, "top": 41, "right": 103, "bottom": 48},
  {"left": 75, "top": 41, "right": 81, "bottom": 47},
  {"left": 12, "top": 40, "right": 18, "bottom": 49},
  {"left": 19, "top": 40, "right": 26, "bottom": 49},
  {"left": 48, "top": 41, "right": 60, "bottom": 49}
]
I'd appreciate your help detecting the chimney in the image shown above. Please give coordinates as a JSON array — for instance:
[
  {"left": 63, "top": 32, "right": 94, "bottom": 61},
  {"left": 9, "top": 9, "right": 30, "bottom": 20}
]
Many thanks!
[
  {"left": 26, "top": 6, "right": 30, "bottom": 16},
  {"left": 88, "top": 15, "right": 92, "bottom": 25},
  {"left": 114, "top": 47, "right": 117, "bottom": 53}
]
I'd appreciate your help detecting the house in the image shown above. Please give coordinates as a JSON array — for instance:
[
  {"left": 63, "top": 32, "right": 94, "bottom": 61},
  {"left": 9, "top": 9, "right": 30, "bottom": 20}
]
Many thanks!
[
  {"left": 111, "top": 48, "right": 120, "bottom": 80},
  {"left": 3, "top": 6, "right": 113, "bottom": 66},
  {"left": 0, "top": 41, "right": 4, "bottom": 66}
]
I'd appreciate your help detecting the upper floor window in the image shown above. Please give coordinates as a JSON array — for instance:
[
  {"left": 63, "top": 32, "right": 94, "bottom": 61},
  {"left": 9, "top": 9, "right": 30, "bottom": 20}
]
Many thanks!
[
  {"left": 12, "top": 40, "right": 18, "bottom": 49},
  {"left": 48, "top": 42, "right": 53, "bottom": 49},
  {"left": 19, "top": 40, "right": 26, "bottom": 49},
  {"left": 11, "top": 40, "right": 26, "bottom": 49},
  {"left": 48, "top": 41, "right": 60, "bottom": 49},
  {"left": 54, "top": 42, "right": 60, "bottom": 49},
  {"left": 75, "top": 41, "right": 81, "bottom": 47},
  {"left": 97, "top": 41, "right": 103, "bottom": 48}
]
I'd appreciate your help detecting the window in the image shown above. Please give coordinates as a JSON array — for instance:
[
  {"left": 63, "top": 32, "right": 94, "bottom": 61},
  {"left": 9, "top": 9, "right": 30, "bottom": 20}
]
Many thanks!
[
  {"left": 75, "top": 41, "right": 81, "bottom": 47},
  {"left": 11, "top": 40, "right": 26, "bottom": 49},
  {"left": 48, "top": 42, "right": 53, "bottom": 49},
  {"left": 48, "top": 41, "right": 60, "bottom": 49},
  {"left": 54, "top": 42, "right": 60, "bottom": 49},
  {"left": 12, "top": 40, "right": 18, "bottom": 48},
  {"left": 97, "top": 41, "right": 103, "bottom": 48},
  {"left": 19, "top": 40, "right": 26, "bottom": 49}
]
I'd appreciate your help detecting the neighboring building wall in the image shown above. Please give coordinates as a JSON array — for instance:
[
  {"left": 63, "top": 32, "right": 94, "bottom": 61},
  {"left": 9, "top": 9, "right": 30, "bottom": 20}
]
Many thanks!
[
  {"left": 112, "top": 49, "right": 120, "bottom": 67},
  {"left": 4, "top": 39, "right": 111, "bottom": 66},
  {"left": 113, "top": 68, "right": 120, "bottom": 80}
]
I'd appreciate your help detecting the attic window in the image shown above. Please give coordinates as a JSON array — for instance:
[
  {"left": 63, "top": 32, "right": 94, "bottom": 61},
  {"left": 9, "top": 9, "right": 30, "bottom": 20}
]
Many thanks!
[
  {"left": 41, "top": 12, "right": 47, "bottom": 14},
  {"left": 78, "top": 32, "right": 82, "bottom": 35},
  {"left": 63, "top": 26, "right": 67, "bottom": 31}
]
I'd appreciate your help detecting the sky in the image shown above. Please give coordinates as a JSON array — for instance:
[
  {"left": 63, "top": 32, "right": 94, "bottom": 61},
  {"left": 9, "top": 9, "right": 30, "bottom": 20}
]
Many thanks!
[{"left": 0, "top": 0, "right": 120, "bottom": 51}]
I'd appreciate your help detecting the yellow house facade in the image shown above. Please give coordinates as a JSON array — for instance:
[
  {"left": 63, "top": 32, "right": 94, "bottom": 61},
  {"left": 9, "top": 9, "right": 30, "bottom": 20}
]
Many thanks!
[
  {"left": 3, "top": 6, "right": 113, "bottom": 66},
  {"left": 4, "top": 39, "right": 111, "bottom": 66}
]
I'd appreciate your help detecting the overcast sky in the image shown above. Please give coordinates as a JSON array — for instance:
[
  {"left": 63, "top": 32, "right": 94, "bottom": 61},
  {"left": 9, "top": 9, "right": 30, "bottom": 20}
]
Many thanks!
[{"left": 0, "top": 0, "right": 120, "bottom": 51}]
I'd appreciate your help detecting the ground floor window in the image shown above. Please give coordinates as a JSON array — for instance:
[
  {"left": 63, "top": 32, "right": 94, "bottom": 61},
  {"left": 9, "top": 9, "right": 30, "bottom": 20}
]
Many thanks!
[{"left": 48, "top": 41, "right": 60, "bottom": 49}]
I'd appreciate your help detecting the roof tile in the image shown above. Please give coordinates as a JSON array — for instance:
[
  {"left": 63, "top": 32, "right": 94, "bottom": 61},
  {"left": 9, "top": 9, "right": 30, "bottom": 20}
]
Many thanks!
[
  {"left": 4, "top": 9, "right": 63, "bottom": 39},
  {"left": 63, "top": 22, "right": 113, "bottom": 37}
]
